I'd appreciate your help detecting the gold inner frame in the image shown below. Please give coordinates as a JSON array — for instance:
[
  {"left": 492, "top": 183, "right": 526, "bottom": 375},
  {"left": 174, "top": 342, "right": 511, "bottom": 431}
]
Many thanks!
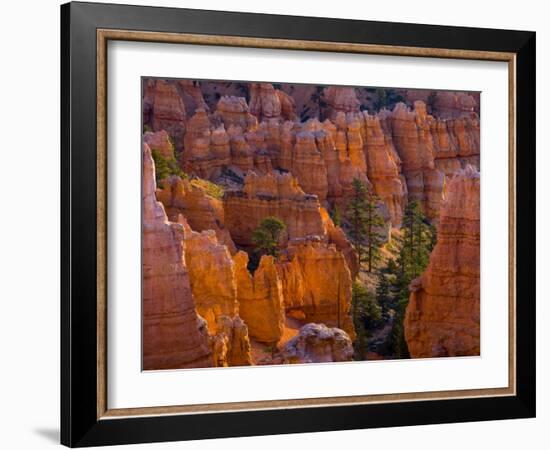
[{"left": 96, "top": 29, "right": 517, "bottom": 420}]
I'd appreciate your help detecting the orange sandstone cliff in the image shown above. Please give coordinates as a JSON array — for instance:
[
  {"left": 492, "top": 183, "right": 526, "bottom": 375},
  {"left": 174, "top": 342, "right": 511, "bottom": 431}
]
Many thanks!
[
  {"left": 404, "top": 165, "right": 480, "bottom": 357},
  {"left": 276, "top": 237, "right": 356, "bottom": 339},
  {"left": 142, "top": 144, "right": 212, "bottom": 370}
]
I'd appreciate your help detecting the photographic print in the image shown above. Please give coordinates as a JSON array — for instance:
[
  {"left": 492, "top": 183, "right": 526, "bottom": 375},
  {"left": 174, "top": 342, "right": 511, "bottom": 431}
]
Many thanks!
[{"left": 142, "top": 78, "right": 481, "bottom": 371}]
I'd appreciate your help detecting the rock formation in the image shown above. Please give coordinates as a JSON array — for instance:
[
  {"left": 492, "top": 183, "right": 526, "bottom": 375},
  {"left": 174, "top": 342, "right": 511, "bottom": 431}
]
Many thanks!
[
  {"left": 322, "top": 86, "right": 360, "bottom": 120},
  {"left": 363, "top": 112, "right": 407, "bottom": 225},
  {"left": 249, "top": 83, "right": 297, "bottom": 121},
  {"left": 142, "top": 144, "right": 212, "bottom": 370},
  {"left": 142, "top": 79, "right": 483, "bottom": 367},
  {"left": 209, "top": 314, "right": 252, "bottom": 367},
  {"left": 432, "top": 91, "right": 479, "bottom": 119},
  {"left": 177, "top": 79, "right": 209, "bottom": 115},
  {"left": 281, "top": 323, "right": 354, "bottom": 363},
  {"left": 233, "top": 252, "right": 285, "bottom": 343},
  {"left": 182, "top": 110, "right": 232, "bottom": 179},
  {"left": 223, "top": 171, "right": 325, "bottom": 248},
  {"left": 145, "top": 80, "right": 187, "bottom": 150},
  {"left": 143, "top": 130, "right": 175, "bottom": 160},
  {"left": 180, "top": 219, "right": 238, "bottom": 330},
  {"left": 389, "top": 102, "right": 446, "bottom": 220},
  {"left": 319, "top": 207, "right": 359, "bottom": 279},
  {"left": 404, "top": 166, "right": 480, "bottom": 358},
  {"left": 216, "top": 95, "right": 257, "bottom": 130},
  {"left": 276, "top": 237, "right": 355, "bottom": 339},
  {"left": 156, "top": 176, "right": 236, "bottom": 253},
  {"left": 179, "top": 216, "right": 252, "bottom": 366}
]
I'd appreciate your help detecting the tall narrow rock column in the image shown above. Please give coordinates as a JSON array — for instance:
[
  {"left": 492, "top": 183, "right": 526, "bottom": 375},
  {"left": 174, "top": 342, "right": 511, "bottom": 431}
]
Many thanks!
[
  {"left": 142, "top": 144, "right": 212, "bottom": 370},
  {"left": 404, "top": 166, "right": 480, "bottom": 358}
]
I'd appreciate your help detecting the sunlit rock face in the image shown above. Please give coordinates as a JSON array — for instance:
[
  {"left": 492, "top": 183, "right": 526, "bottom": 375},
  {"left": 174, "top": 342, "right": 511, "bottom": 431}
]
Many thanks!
[
  {"left": 223, "top": 170, "right": 325, "bottom": 248},
  {"left": 281, "top": 323, "right": 354, "bottom": 364},
  {"left": 363, "top": 112, "right": 408, "bottom": 225},
  {"left": 389, "top": 101, "right": 446, "bottom": 221},
  {"left": 156, "top": 176, "right": 236, "bottom": 253},
  {"left": 404, "top": 166, "right": 480, "bottom": 358},
  {"left": 178, "top": 216, "right": 252, "bottom": 367},
  {"left": 233, "top": 252, "right": 285, "bottom": 344},
  {"left": 319, "top": 207, "right": 359, "bottom": 279},
  {"left": 142, "top": 144, "right": 212, "bottom": 370},
  {"left": 276, "top": 237, "right": 356, "bottom": 340}
]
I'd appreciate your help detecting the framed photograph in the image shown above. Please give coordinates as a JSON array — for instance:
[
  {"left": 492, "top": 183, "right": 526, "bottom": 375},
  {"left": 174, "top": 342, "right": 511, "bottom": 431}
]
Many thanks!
[{"left": 61, "top": 1, "right": 536, "bottom": 447}]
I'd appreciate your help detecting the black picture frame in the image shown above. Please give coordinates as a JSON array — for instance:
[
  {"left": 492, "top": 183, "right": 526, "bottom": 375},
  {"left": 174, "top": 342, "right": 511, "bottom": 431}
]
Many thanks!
[{"left": 61, "top": 1, "right": 536, "bottom": 447}]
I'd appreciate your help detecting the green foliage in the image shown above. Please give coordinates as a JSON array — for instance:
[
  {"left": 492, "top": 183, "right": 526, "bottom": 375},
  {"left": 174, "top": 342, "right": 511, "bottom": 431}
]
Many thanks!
[
  {"left": 383, "top": 200, "right": 435, "bottom": 359},
  {"left": 329, "top": 205, "right": 342, "bottom": 227},
  {"left": 190, "top": 178, "right": 224, "bottom": 200},
  {"left": 390, "top": 296, "right": 411, "bottom": 359},
  {"left": 374, "top": 88, "right": 406, "bottom": 111},
  {"left": 345, "top": 178, "right": 386, "bottom": 273},
  {"left": 151, "top": 149, "right": 186, "bottom": 186},
  {"left": 375, "top": 88, "right": 388, "bottom": 109},
  {"left": 352, "top": 282, "right": 383, "bottom": 359},
  {"left": 375, "top": 272, "right": 392, "bottom": 322},
  {"left": 251, "top": 216, "right": 287, "bottom": 259},
  {"left": 426, "top": 91, "right": 437, "bottom": 111},
  {"left": 143, "top": 124, "right": 152, "bottom": 133},
  {"left": 399, "top": 201, "right": 434, "bottom": 282}
]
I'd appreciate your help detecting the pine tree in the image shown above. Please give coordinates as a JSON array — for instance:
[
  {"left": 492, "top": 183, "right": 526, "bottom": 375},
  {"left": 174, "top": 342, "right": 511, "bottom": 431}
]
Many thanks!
[
  {"left": 346, "top": 178, "right": 368, "bottom": 269},
  {"left": 376, "top": 272, "right": 392, "bottom": 321},
  {"left": 364, "top": 188, "right": 386, "bottom": 272},
  {"left": 251, "top": 216, "right": 286, "bottom": 258},
  {"left": 400, "top": 201, "right": 433, "bottom": 281},
  {"left": 387, "top": 200, "right": 435, "bottom": 359},
  {"left": 346, "top": 178, "right": 386, "bottom": 273},
  {"left": 330, "top": 205, "right": 342, "bottom": 227},
  {"left": 352, "top": 282, "right": 382, "bottom": 360}
]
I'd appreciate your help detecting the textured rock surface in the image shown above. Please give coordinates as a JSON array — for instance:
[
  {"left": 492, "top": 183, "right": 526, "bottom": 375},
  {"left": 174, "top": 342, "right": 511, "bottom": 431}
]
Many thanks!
[
  {"left": 223, "top": 171, "right": 325, "bottom": 248},
  {"left": 233, "top": 252, "right": 285, "bottom": 343},
  {"left": 320, "top": 207, "right": 359, "bottom": 279},
  {"left": 180, "top": 218, "right": 238, "bottom": 331},
  {"left": 432, "top": 91, "right": 479, "bottom": 119},
  {"left": 363, "top": 112, "right": 407, "bottom": 225},
  {"left": 249, "top": 83, "right": 298, "bottom": 121},
  {"left": 157, "top": 176, "right": 236, "bottom": 253},
  {"left": 142, "top": 144, "right": 212, "bottom": 370},
  {"left": 276, "top": 237, "right": 355, "bottom": 339},
  {"left": 404, "top": 166, "right": 480, "bottom": 358},
  {"left": 389, "top": 102, "right": 446, "bottom": 220},
  {"left": 216, "top": 95, "right": 256, "bottom": 130},
  {"left": 322, "top": 86, "right": 360, "bottom": 120},
  {"left": 143, "top": 130, "right": 175, "bottom": 160},
  {"left": 210, "top": 315, "right": 252, "bottom": 367},
  {"left": 179, "top": 216, "right": 252, "bottom": 366},
  {"left": 177, "top": 79, "right": 209, "bottom": 115},
  {"left": 147, "top": 80, "right": 187, "bottom": 150},
  {"left": 281, "top": 323, "right": 354, "bottom": 363}
]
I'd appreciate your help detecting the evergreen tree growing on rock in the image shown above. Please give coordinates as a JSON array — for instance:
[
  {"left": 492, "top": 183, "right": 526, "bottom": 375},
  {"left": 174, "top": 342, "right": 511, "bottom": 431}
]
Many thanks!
[
  {"left": 388, "top": 200, "right": 435, "bottom": 358},
  {"left": 251, "top": 216, "right": 286, "bottom": 258},
  {"left": 346, "top": 178, "right": 386, "bottom": 273}
]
